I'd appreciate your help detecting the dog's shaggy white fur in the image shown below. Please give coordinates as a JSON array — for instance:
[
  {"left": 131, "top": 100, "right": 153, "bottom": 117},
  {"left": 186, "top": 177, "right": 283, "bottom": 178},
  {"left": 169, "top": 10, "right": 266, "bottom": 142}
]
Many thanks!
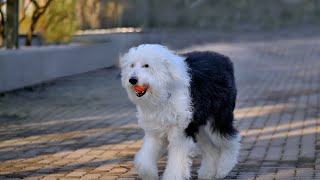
[{"left": 120, "top": 44, "right": 241, "bottom": 180}]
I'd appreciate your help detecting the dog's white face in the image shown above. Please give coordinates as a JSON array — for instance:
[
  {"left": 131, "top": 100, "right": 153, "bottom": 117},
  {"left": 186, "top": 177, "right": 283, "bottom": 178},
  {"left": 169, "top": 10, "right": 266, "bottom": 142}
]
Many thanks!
[{"left": 120, "top": 45, "right": 175, "bottom": 105}]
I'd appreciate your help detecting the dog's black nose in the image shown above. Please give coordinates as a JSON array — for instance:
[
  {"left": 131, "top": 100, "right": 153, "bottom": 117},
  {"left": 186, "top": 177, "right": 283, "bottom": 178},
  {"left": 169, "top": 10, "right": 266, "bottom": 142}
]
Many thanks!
[{"left": 129, "top": 77, "right": 138, "bottom": 85}]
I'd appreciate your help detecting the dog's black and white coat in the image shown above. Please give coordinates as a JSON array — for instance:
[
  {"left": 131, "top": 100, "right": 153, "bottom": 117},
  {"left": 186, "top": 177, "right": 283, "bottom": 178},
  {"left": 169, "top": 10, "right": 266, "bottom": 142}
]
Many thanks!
[{"left": 120, "top": 44, "right": 240, "bottom": 180}]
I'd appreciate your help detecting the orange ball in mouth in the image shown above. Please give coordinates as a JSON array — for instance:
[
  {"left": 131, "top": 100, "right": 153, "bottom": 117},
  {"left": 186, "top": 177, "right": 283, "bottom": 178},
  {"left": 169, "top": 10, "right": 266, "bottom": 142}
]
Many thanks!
[
  {"left": 134, "top": 85, "right": 148, "bottom": 97},
  {"left": 134, "top": 85, "right": 147, "bottom": 92}
]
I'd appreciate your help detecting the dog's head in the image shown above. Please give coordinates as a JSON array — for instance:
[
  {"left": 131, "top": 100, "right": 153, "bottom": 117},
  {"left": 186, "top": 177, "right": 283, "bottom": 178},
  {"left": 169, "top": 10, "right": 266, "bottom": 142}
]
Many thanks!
[{"left": 120, "top": 44, "right": 189, "bottom": 105}]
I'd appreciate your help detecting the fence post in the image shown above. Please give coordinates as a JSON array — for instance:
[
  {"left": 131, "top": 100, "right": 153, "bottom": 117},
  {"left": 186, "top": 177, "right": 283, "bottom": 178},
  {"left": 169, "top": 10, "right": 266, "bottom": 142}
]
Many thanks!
[{"left": 6, "top": 0, "right": 19, "bottom": 49}]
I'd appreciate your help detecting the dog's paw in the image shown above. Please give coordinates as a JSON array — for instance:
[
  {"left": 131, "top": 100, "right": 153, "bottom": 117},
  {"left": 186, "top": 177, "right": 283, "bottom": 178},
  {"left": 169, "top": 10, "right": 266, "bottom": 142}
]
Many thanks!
[
  {"left": 134, "top": 153, "right": 158, "bottom": 180},
  {"left": 135, "top": 162, "right": 158, "bottom": 180},
  {"left": 162, "top": 169, "right": 190, "bottom": 180},
  {"left": 197, "top": 166, "right": 216, "bottom": 180},
  {"left": 162, "top": 173, "right": 184, "bottom": 180},
  {"left": 215, "top": 167, "right": 231, "bottom": 179},
  {"left": 214, "top": 154, "right": 237, "bottom": 179},
  {"left": 138, "top": 172, "right": 158, "bottom": 180}
]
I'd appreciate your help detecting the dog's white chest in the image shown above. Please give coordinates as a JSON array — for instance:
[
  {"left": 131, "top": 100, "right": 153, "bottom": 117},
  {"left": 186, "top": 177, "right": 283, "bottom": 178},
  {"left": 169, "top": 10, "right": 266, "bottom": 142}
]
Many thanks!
[{"left": 138, "top": 106, "right": 179, "bottom": 130}]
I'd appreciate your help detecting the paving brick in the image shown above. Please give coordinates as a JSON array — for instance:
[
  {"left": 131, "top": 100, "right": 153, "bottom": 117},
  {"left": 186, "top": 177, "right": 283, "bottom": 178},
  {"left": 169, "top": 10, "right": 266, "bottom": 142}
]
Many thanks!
[
  {"left": 65, "top": 149, "right": 91, "bottom": 159},
  {"left": 43, "top": 173, "right": 65, "bottom": 178},
  {"left": 274, "top": 169, "right": 295, "bottom": 179},
  {"left": 248, "top": 146, "right": 267, "bottom": 161},
  {"left": 94, "top": 165, "right": 114, "bottom": 172},
  {"left": 108, "top": 167, "right": 128, "bottom": 174},
  {"left": 256, "top": 175, "right": 274, "bottom": 180},
  {"left": 98, "top": 175, "right": 118, "bottom": 180},
  {"left": 80, "top": 174, "right": 102, "bottom": 179},
  {"left": 295, "top": 168, "right": 314, "bottom": 178},
  {"left": 265, "top": 146, "right": 282, "bottom": 161},
  {"left": 66, "top": 172, "right": 87, "bottom": 177}
]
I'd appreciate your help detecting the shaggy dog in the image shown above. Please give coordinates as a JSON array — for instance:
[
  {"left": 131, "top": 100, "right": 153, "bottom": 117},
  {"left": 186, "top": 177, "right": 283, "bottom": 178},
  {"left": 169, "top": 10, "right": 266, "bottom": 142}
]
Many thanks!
[{"left": 120, "top": 44, "right": 241, "bottom": 180}]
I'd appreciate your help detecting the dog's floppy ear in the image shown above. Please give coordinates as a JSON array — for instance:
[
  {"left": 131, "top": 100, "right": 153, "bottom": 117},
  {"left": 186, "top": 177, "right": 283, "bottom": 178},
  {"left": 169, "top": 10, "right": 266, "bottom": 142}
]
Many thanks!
[
  {"left": 164, "top": 60, "right": 181, "bottom": 80},
  {"left": 164, "top": 54, "right": 190, "bottom": 86},
  {"left": 164, "top": 56, "right": 189, "bottom": 85}
]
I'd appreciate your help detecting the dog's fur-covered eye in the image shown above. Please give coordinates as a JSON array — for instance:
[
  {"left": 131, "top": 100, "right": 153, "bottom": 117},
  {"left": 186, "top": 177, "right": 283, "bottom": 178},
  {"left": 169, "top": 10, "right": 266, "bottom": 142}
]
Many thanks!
[
  {"left": 142, "top": 64, "right": 149, "bottom": 68},
  {"left": 130, "top": 64, "right": 134, "bottom": 68}
]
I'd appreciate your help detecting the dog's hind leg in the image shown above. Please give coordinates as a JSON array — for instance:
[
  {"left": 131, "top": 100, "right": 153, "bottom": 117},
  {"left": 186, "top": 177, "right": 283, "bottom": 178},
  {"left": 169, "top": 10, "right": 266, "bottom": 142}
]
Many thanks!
[
  {"left": 134, "top": 132, "right": 166, "bottom": 180},
  {"left": 196, "top": 127, "right": 220, "bottom": 179},
  {"left": 162, "top": 127, "right": 196, "bottom": 180},
  {"left": 203, "top": 125, "right": 241, "bottom": 179}
]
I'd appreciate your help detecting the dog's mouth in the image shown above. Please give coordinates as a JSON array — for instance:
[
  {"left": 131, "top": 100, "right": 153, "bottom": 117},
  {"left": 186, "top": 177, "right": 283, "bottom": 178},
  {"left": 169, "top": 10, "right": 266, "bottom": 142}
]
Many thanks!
[
  {"left": 134, "top": 85, "right": 148, "bottom": 97},
  {"left": 136, "top": 90, "right": 147, "bottom": 97}
]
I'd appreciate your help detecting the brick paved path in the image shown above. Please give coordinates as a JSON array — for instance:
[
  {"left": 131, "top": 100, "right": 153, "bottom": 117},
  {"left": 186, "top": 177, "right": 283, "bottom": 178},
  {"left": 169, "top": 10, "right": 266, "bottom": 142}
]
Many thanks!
[{"left": 0, "top": 32, "right": 320, "bottom": 179}]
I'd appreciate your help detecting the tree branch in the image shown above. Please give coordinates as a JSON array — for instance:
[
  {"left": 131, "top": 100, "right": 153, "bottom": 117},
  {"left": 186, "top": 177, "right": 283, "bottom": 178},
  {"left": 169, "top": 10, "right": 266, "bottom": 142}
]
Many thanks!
[
  {"left": 31, "top": 0, "right": 39, "bottom": 9},
  {"left": 0, "top": 7, "right": 3, "bottom": 25},
  {"left": 43, "top": 0, "right": 53, "bottom": 10},
  {"left": 32, "top": 0, "right": 53, "bottom": 20},
  {"left": 0, "top": 2, "right": 4, "bottom": 34},
  {"left": 26, "top": 0, "right": 54, "bottom": 46},
  {"left": 19, "top": 1, "right": 32, "bottom": 24}
]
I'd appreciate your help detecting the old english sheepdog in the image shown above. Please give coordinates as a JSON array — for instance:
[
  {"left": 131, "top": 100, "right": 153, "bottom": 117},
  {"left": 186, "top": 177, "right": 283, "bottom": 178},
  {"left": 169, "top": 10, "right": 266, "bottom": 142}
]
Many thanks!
[{"left": 120, "top": 44, "right": 241, "bottom": 180}]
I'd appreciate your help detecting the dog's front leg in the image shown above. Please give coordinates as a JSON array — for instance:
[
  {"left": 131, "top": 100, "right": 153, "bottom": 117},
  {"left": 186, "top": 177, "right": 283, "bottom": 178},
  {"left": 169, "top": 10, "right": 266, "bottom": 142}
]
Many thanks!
[
  {"left": 135, "top": 132, "right": 165, "bottom": 180},
  {"left": 162, "top": 127, "right": 195, "bottom": 180}
]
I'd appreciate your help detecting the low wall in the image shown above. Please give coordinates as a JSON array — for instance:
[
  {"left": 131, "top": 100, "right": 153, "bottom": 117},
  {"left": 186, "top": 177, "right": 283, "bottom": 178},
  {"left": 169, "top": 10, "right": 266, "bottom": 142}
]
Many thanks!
[{"left": 0, "top": 40, "right": 126, "bottom": 93}]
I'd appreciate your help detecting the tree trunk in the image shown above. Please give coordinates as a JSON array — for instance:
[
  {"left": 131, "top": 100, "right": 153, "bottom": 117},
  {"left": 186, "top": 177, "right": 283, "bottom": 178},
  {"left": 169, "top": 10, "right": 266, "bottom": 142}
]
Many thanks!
[
  {"left": 0, "top": 7, "right": 4, "bottom": 47},
  {"left": 6, "top": 0, "right": 19, "bottom": 49},
  {"left": 26, "top": 24, "right": 34, "bottom": 46}
]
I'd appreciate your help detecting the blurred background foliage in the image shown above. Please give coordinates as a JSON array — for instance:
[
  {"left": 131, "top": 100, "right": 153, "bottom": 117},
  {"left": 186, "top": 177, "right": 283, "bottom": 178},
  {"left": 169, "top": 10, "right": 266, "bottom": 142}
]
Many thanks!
[
  {"left": 41, "top": 0, "right": 78, "bottom": 43},
  {"left": 1, "top": 0, "right": 320, "bottom": 46},
  {"left": 19, "top": 0, "right": 78, "bottom": 44}
]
